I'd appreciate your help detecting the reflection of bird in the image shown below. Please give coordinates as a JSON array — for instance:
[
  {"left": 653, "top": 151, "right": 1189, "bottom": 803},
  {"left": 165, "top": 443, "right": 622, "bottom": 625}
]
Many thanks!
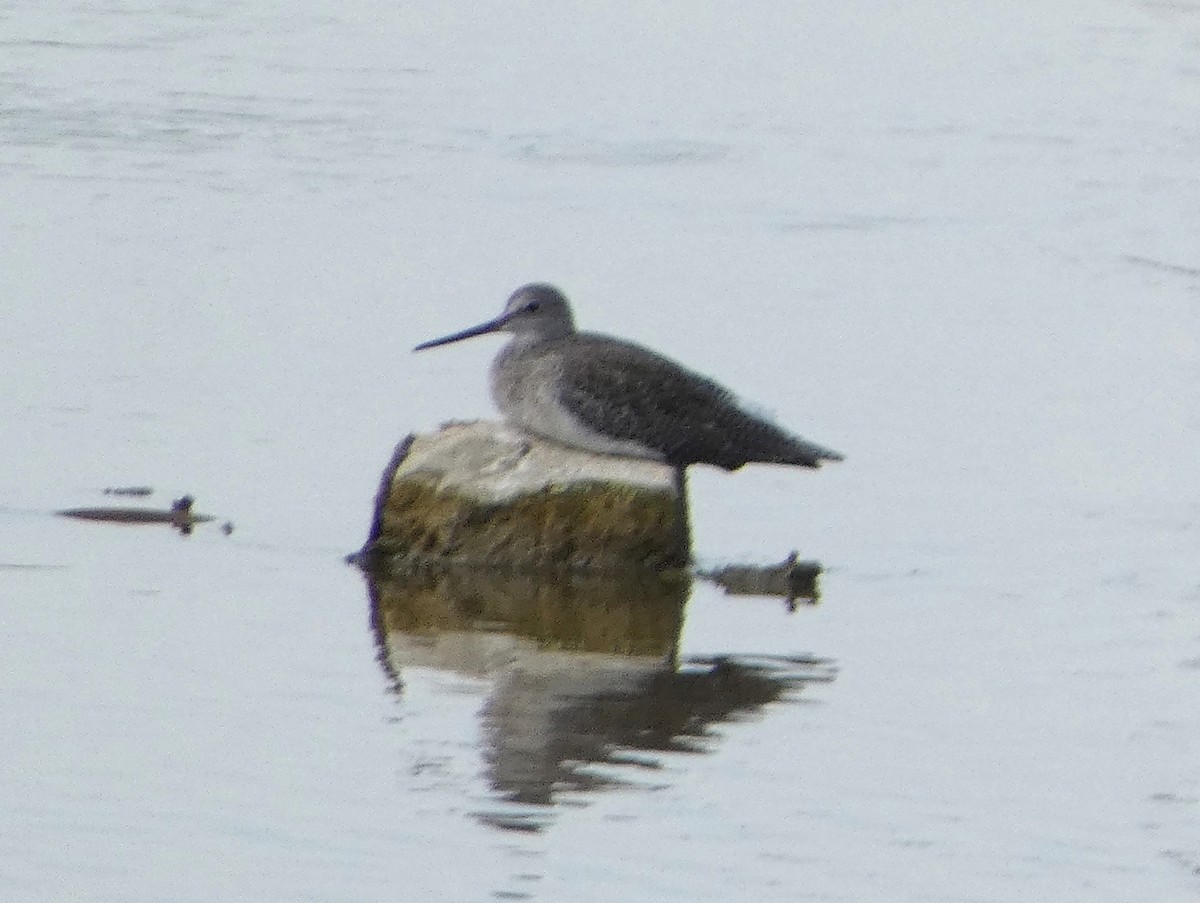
[{"left": 414, "top": 283, "right": 843, "bottom": 471}]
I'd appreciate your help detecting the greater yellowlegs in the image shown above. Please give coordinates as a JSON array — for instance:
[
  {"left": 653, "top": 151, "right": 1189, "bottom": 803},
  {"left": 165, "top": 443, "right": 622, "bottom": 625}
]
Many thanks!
[{"left": 414, "top": 283, "right": 843, "bottom": 471}]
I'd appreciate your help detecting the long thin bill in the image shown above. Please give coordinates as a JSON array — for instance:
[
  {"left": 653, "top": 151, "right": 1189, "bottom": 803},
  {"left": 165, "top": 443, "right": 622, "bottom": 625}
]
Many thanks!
[{"left": 413, "top": 316, "right": 506, "bottom": 351}]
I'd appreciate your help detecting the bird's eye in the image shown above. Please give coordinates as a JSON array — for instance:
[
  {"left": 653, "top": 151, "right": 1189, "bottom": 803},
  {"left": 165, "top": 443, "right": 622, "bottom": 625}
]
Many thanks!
[{"left": 526, "top": 301, "right": 541, "bottom": 312}]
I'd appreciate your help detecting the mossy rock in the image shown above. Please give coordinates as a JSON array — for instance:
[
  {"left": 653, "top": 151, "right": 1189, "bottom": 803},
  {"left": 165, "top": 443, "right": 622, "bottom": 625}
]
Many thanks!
[{"left": 360, "top": 422, "right": 686, "bottom": 572}]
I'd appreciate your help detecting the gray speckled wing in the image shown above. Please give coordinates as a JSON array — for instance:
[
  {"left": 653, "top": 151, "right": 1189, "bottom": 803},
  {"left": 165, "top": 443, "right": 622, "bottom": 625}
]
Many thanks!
[{"left": 556, "top": 333, "right": 839, "bottom": 470}]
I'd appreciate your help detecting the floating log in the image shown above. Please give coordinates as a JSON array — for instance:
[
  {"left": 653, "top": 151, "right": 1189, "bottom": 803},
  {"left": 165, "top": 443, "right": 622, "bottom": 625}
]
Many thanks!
[
  {"left": 56, "top": 495, "right": 215, "bottom": 535},
  {"left": 697, "top": 552, "right": 822, "bottom": 610}
]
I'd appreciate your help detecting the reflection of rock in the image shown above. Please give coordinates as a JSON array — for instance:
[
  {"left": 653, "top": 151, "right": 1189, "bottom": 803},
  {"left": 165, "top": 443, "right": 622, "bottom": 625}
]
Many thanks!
[
  {"left": 369, "top": 564, "right": 688, "bottom": 661},
  {"left": 363, "top": 563, "right": 834, "bottom": 830}
]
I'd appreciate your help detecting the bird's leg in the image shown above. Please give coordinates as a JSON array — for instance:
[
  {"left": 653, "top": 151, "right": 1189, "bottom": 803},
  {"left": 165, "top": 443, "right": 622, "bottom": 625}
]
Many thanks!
[{"left": 670, "top": 465, "right": 692, "bottom": 568}]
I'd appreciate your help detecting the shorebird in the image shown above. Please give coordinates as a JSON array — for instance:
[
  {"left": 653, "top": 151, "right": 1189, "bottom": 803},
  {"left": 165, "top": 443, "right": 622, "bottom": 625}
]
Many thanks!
[{"left": 413, "top": 283, "right": 844, "bottom": 472}]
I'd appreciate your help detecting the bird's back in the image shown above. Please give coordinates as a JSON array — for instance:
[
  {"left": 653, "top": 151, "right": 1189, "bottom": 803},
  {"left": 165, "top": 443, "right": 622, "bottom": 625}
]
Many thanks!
[{"left": 550, "top": 332, "right": 841, "bottom": 470}]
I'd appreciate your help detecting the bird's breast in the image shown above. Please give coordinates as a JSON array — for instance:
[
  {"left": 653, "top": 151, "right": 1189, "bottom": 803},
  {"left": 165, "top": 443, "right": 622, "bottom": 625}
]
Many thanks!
[{"left": 490, "top": 344, "right": 664, "bottom": 461}]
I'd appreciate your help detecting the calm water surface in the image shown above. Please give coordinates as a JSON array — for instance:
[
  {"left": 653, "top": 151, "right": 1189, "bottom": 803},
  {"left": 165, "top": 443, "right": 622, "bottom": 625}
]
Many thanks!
[{"left": 2, "top": 2, "right": 1199, "bottom": 901}]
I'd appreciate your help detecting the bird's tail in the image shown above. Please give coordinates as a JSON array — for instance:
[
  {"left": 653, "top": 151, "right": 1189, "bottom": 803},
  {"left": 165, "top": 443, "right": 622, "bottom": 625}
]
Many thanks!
[
  {"left": 777, "top": 436, "right": 844, "bottom": 469},
  {"left": 722, "top": 419, "right": 844, "bottom": 470}
]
